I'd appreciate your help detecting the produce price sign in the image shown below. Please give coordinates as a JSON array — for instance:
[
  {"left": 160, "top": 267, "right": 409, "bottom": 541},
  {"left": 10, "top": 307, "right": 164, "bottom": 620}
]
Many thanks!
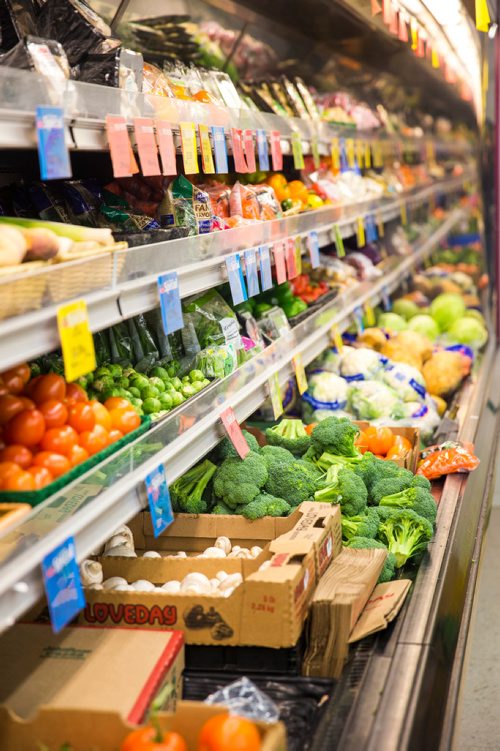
[
  {"left": 212, "top": 126, "right": 229, "bottom": 174},
  {"left": 365, "top": 141, "right": 372, "bottom": 168},
  {"left": 220, "top": 407, "right": 250, "bottom": 459},
  {"left": 145, "top": 465, "right": 173, "bottom": 537},
  {"left": 244, "top": 248, "right": 260, "bottom": 297},
  {"left": 256, "top": 129, "right": 270, "bottom": 172},
  {"left": 307, "top": 231, "right": 320, "bottom": 269},
  {"left": 292, "top": 353, "right": 308, "bottom": 395},
  {"left": 331, "top": 138, "right": 340, "bottom": 170},
  {"left": 364, "top": 301, "right": 376, "bottom": 326},
  {"left": 311, "top": 136, "right": 320, "bottom": 169},
  {"left": 295, "top": 237, "right": 303, "bottom": 276},
  {"left": 42, "top": 536, "right": 85, "bottom": 633},
  {"left": 270, "top": 131, "right": 283, "bottom": 171},
  {"left": 225, "top": 253, "right": 248, "bottom": 305},
  {"left": 155, "top": 120, "right": 177, "bottom": 176},
  {"left": 330, "top": 324, "right": 344, "bottom": 353},
  {"left": 356, "top": 217, "right": 366, "bottom": 248},
  {"left": 272, "top": 242, "right": 287, "bottom": 285},
  {"left": 353, "top": 306, "right": 364, "bottom": 334},
  {"left": 268, "top": 372, "right": 284, "bottom": 420},
  {"left": 133, "top": 117, "right": 161, "bottom": 176},
  {"left": 158, "top": 271, "right": 183, "bottom": 335},
  {"left": 57, "top": 299, "right": 96, "bottom": 383},
  {"left": 400, "top": 202, "right": 408, "bottom": 226},
  {"left": 105, "top": 115, "right": 136, "bottom": 178},
  {"left": 381, "top": 286, "right": 392, "bottom": 311},
  {"left": 332, "top": 225, "right": 345, "bottom": 258},
  {"left": 243, "top": 129, "right": 257, "bottom": 173},
  {"left": 198, "top": 124, "right": 215, "bottom": 174},
  {"left": 285, "top": 237, "right": 298, "bottom": 279},
  {"left": 231, "top": 128, "right": 248, "bottom": 173},
  {"left": 35, "top": 106, "right": 72, "bottom": 181},
  {"left": 291, "top": 131, "right": 305, "bottom": 170},
  {"left": 179, "top": 121, "right": 199, "bottom": 174},
  {"left": 258, "top": 245, "right": 273, "bottom": 290}
]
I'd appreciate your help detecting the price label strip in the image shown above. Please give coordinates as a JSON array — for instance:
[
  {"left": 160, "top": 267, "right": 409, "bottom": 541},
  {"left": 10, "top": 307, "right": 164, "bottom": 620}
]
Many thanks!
[
  {"left": 364, "top": 301, "right": 376, "bottom": 326},
  {"left": 57, "top": 300, "right": 96, "bottom": 383},
  {"left": 307, "top": 231, "right": 320, "bottom": 269},
  {"left": 381, "top": 286, "right": 392, "bottom": 311},
  {"left": 256, "top": 129, "right": 270, "bottom": 171},
  {"left": 311, "top": 136, "right": 320, "bottom": 169},
  {"left": 345, "top": 138, "right": 356, "bottom": 169},
  {"left": 292, "top": 353, "right": 308, "bottom": 395},
  {"left": 155, "top": 120, "right": 177, "bottom": 175},
  {"left": 268, "top": 372, "right": 284, "bottom": 420},
  {"left": 105, "top": 115, "right": 134, "bottom": 178},
  {"left": 259, "top": 245, "right": 273, "bottom": 291},
  {"left": 36, "top": 106, "right": 72, "bottom": 181},
  {"left": 376, "top": 211, "right": 385, "bottom": 238},
  {"left": 356, "top": 140, "right": 365, "bottom": 169},
  {"left": 353, "top": 306, "right": 365, "bottom": 334},
  {"left": 400, "top": 202, "right": 408, "bottom": 226},
  {"left": 291, "top": 131, "right": 305, "bottom": 170},
  {"left": 231, "top": 128, "right": 248, "bottom": 173},
  {"left": 273, "top": 242, "right": 287, "bottom": 285},
  {"left": 330, "top": 324, "right": 344, "bottom": 353},
  {"left": 179, "top": 121, "right": 199, "bottom": 174},
  {"left": 145, "top": 465, "right": 173, "bottom": 537},
  {"left": 243, "top": 129, "right": 257, "bottom": 173},
  {"left": 134, "top": 117, "right": 161, "bottom": 176},
  {"left": 270, "top": 131, "right": 283, "bottom": 171},
  {"left": 333, "top": 225, "right": 345, "bottom": 258},
  {"left": 295, "top": 236, "right": 303, "bottom": 276},
  {"left": 220, "top": 406, "right": 250, "bottom": 459},
  {"left": 285, "top": 237, "right": 298, "bottom": 279},
  {"left": 356, "top": 217, "right": 366, "bottom": 248},
  {"left": 225, "top": 253, "right": 248, "bottom": 305},
  {"left": 42, "top": 536, "right": 85, "bottom": 633},
  {"left": 244, "top": 248, "right": 260, "bottom": 297},
  {"left": 331, "top": 138, "right": 340, "bottom": 170},
  {"left": 212, "top": 126, "right": 229, "bottom": 174},
  {"left": 158, "top": 271, "right": 183, "bottom": 335},
  {"left": 365, "top": 141, "right": 372, "bottom": 168},
  {"left": 199, "top": 124, "right": 215, "bottom": 174}
]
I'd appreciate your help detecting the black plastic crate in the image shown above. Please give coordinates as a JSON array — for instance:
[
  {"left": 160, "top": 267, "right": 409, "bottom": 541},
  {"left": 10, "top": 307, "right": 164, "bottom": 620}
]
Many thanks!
[{"left": 184, "top": 637, "right": 306, "bottom": 676}]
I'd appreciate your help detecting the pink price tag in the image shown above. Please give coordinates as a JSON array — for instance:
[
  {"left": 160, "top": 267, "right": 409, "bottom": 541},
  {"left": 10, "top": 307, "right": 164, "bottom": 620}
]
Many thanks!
[
  {"left": 285, "top": 237, "right": 298, "bottom": 279},
  {"left": 243, "top": 129, "right": 256, "bottom": 173},
  {"left": 134, "top": 117, "right": 161, "bottom": 176},
  {"left": 273, "top": 242, "right": 287, "bottom": 285},
  {"left": 155, "top": 120, "right": 177, "bottom": 175},
  {"left": 105, "top": 115, "right": 134, "bottom": 178},
  {"left": 231, "top": 128, "right": 248, "bottom": 173},
  {"left": 220, "top": 407, "right": 250, "bottom": 459},
  {"left": 270, "top": 131, "right": 283, "bottom": 171}
]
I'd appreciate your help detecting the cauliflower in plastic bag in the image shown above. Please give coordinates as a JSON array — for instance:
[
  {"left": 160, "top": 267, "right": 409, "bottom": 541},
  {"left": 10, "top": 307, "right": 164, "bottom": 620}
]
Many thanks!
[
  {"left": 308, "top": 346, "right": 355, "bottom": 375},
  {"left": 348, "top": 380, "right": 406, "bottom": 421},
  {"left": 398, "top": 400, "right": 442, "bottom": 443},
  {"left": 382, "top": 363, "right": 427, "bottom": 403},
  {"left": 340, "top": 347, "right": 385, "bottom": 382}
]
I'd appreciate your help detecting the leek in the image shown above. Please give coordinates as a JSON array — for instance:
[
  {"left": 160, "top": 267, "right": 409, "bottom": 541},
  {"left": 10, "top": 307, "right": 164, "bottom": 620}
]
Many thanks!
[{"left": 0, "top": 217, "right": 113, "bottom": 245}]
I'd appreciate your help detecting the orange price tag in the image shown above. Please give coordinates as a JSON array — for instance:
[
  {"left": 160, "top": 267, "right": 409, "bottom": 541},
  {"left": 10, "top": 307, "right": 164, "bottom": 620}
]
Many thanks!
[
  {"left": 134, "top": 117, "right": 161, "bottom": 176},
  {"left": 105, "top": 115, "right": 134, "bottom": 178},
  {"left": 155, "top": 120, "right": 177, "bottom": 175}
]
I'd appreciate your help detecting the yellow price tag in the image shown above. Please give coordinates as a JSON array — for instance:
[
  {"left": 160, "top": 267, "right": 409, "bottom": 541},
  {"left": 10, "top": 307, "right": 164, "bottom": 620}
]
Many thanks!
[
  {"left": 292, "top": 354, "right": 308, "bottom": 395},
  {"left": 291, "top": 132, "right": 305, "bottom": 170},
  {"left": 179, "top": 121, "right": 199, "bottom": 174},
  {"left": 356, "top": 217, "right": 366, "bottom": 248},
  {"left": 346, "top": 138, "right": 355, "bottom": 168},
  {"left": 400, "top": 202, "right": 408, "bottom": 225},
  {"left": 426, "top": 140, "right": 435, "bottom": 163},
  {"left": 365, "top": 141, "right": 372, "bottom": 168},
  {"left": 356, "top": 140, "right": 365, "bottom": 169},
  {"left": 376, "top": 212, "right": 385, "bottom": 238},
  {"left": 476, "top": 0, "right": 490, "bottom": 32},
  {"left": 431, "top": 48, "right": 440, "bottom": 69},
  {"left": 330, "top": 325, "right": 344, "bottom": 353},
  {"left": 374, "top": 142, "right": 383, "bottom": 168},
  {"left": 364, "top": 302, "right": 376, "bottom": 327},
  {"left": 57, "top": 300, "right": 96, "bottom": 383},
  {"left": 268, "top": 372, "right": 284, "bottom": 420},
  {"left": 333, "top": 225, "right": 345, "bottom": 257},
  {"left": 311, "top": 136, "right": 320, "bottom": 169},
  {"left": 198, "top": 124, "right": 215, "bottom": 174},
  {"left": 331, "top": 138, "right": 340, "bottom": 170},
  {"left": 295, "top": 236, "right": 303, "bottom": 275}
]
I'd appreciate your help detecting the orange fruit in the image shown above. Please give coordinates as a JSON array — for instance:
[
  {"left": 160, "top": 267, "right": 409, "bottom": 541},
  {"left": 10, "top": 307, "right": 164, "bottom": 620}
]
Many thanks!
[{"left": 198, "top": 714, "right": 261, "bottom": 751}]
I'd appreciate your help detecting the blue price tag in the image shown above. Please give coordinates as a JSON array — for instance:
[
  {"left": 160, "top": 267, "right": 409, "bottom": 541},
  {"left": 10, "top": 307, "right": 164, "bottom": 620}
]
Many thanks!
[
  {"left": 258, "top": 245, "right": 273, "bottom": 291},
  {"left": 226, "top": 253, "right": 248, "bottom": 305},
  {"left": 42, "top": 536, "right": 85, "bottom": 633},
  {"left": 353, "top": 306, "right": 365, "bottom": 333},
  {"left": 381, "top": 287, "right": 392, "bottom": 311},
  {"left": 158, "top": 271, "right": 183, "bottom": 335},
  {"left": 244, "top": 248, "right": 260, "bottom": 297},
  {"left": 35, "top": 106, "right": 72, "bottom": 181},
  {"left": 145, "top": 465, "right": 173, "bottom": 537},
  {"left": 339, "top": 138, "right": 348, "bottom": 173},
  {"left": 212, "top": 126, "right": 229, "bottom": 174},
  {"left": 256, "top": 130, "right": 270, "bottom": 172},
  {"left": 307, "top": 231, "right": 320, "bottom": 269}
]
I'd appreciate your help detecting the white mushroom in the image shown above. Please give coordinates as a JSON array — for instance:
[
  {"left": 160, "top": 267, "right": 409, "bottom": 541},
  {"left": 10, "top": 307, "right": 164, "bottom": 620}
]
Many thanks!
[
  {"left": 218, "top": 573, "right": 243, "bottom": 592},
  {"left": 103, "top": 545, "right": 137, "bottom": 558},
  {"left": 142, "top": 551, "right": 161, "bottom": 558},
  {"left": 231, "top": 545, "right": 242, "bottom": 554},
  {"left": 130, "top": 580, "right": 156, "bottom": 592},
  {"left": 216, "top": 571, "right": 228, "bottom": 582},
  {"left": 104, "top": 525, "right": 134, "bottom": 553},
  {"left": 80, "top": 559, "right": 103, "bottom": 586},
  {"left": 222, "top": 587, "right": 235, "bottom": 598},
  {"left": 87, "top": 583, "right": 103, "bottom": 591},
  {"left": 199, "top": 546, "right": 226, "bottom": 559},
  {"left": 103, "top": 577, "right": 129, "bottom": 590},
  {"left": 214, "top": 536, "right": 231, "bottom": 555},
  {"left": 160, "top": 580, "right": 181, "bottom": 594},
  {"left": 181, "top": 573, "right": 212, "bottom": 595},
  {"left": 209, "top": 578, "right": 221, "bottom": 590},
  {"left": 250, "top": 546, "right": 263, "bottom": 558},
  {"left": 258, "top": 560, "right": 272, "bottom": 572},
  {"left": 172, "top": 551, "right": 187, "bottom": 558},
  {"left": 113, "top": 584, "right": 131, "bottom": 592}
]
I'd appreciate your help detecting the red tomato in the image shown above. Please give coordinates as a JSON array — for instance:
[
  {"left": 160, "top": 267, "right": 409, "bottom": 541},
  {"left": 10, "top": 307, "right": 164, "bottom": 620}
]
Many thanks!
[
  {"left": 104, "top": 397, "right": 131, "bottom": 411},
  {"left": 0, "top": 445, "right": 33, "bottom": 469},
  {"left": 108, "top": 428, "right": 124, "bottom": 443},
  {"left": 68, "top": 444, "right": 89, "bottom": 467},
  {"left": 33, "top": 452, "right": 71, "bottom": 478},
  {"left": 0, "top": 386, "right": 8, "bottom": 397},
  {"left": 67, "top": 403, "right": 95, "bottom": 433},
  {"left": 1, "top": 363, "right": 31, "bottom": 386},
  {"left": 39, "top": 399, "right": 68, "bottom": 429},
  {"left": 24, "top": 374, "right": 43, "bottom": 398},
  {"left": 0, "top": 395, "right": 28, "bottom": 426},
  {"left": 5, "top": 409, "right": 45, "bottom": 447},
  {"left": 90, "top": 401, "right": 112, "bottom": 431},
  {"left": 19, "top": 397, "right": 35, "bottom": 410},
  {"left": 0, "top": 461, "right": 22, "bottom": 489},
  {"left": 41, "top": 425, "right": 78, "bottom": 456},
  {"left": 31, "top": 374, "right": 66, "bottom": 405},
  {"left": 79, "top": 424, "right": 109, "bottom": 455},
  {"left": 27, "top": 466, "right": 54, "bottom": 489},
  {"left": 109, "top": 407, "right": 141, "bottom": 435},
  {"left": 1, "top": 371, "right": 25, "bottom": 395},
  {"left": 65, "top": 383, "right": 87, "bottom": 403},
  {"left": 3, "top": 470, "right": 35, "bottom": 491}
]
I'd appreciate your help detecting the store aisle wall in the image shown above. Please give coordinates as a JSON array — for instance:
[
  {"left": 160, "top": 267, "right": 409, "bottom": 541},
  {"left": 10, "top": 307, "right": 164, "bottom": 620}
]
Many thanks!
[{"left": 454, "top": 442, "right": 500, "bottom": 749}]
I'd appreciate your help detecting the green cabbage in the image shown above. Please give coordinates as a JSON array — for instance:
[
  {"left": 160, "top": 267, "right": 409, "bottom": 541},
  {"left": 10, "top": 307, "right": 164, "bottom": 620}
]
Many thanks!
[
  {"left": 407, "top": 314, "right": 440, "bottom": 341},
  {"left": 430, "top": 294, "right": 466, "bottom": 332},
  {"left": 392, "top": 299, "right": 420, "bottom": 320},
  {"left": 377, "top": 313, "right": 407, "bottom": 333},
  {"left": 446, "top": 317, "right": 488, "bottom": 350}
]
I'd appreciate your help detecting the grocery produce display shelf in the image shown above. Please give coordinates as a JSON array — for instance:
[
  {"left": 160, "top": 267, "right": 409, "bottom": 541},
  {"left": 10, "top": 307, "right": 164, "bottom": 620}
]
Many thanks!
[
  {"left": 308, "top": 341, "right": 500, "bottom": 751},
  {"left": 0, "top": 206, "right": 467, "bottom": 631},
  {"left": 0, "top": 173, "right": 471, "bottom": 372}
]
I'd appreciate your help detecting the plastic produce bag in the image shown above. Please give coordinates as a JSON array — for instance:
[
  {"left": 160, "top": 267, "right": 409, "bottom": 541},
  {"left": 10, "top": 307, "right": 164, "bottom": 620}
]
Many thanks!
[
  {"left": 417, "top": 441, "right": 480, "bottom": 480},
  {"left": 108, "top": 322, "right": 132, "bottom": 364},
  {"left": 158, "top": 175, "right": 212, "bottom": 235},
  {"left": 127, "top": 314, "right": 158, "bottom": 371},
  {"left": 183, "top": 289, "right": 241, "bottom": 351},
  {"left": 195, "top": 343, "right": 238, "bottom": 379},
  {"left": 93, "top": 330, "right": 111, "bottom": 365},
  {"left": 205, "top": 677, "right": 280, "bottom": 723}
]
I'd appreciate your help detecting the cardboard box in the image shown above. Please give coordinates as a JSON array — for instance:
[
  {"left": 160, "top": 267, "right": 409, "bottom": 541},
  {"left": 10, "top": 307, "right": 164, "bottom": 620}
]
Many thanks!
[
  {"left": 0, "top": 700, "right": 286, "bottom": 751},
  {"left": 353, "top": 421, "right": 420, "bottom": 472},
  {"left": 0, "top": 624, "right": 184, "bottom": 724},
  {"left": 81, "top": 504, "right": 340, "bottom": 648}
]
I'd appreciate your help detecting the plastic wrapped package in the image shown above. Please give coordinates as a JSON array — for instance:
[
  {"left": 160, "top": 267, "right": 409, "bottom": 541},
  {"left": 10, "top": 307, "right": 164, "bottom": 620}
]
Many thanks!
[
  {"left": 348, "top": 380, "right": 406, "bottom": 421},
  {"left": 158, "top": 176, "right": 212, "bottom": 235},
  {"left": 0, "top": 0, "right": 37, "bottom": 52},
  {"left": 229, "top": 182, "right": 260, "bottom": 221},
  {"left": 204, "top": 183, "right": 230, "bottom": 219},
  {"left": 417, "top": 441, "right": 480, "bottom": 480},
  {"left": 302, "top": 371, "right": 349, "bottom": 423},
  {"left": 205, "top": 677, "right": 280, "bottom": 723},
  {"left": 142, "top": 61, "right": 173, "bottom": 97},
  {"left": 339, "top": 347, "right": 386, "bottom": 382},
  {"left": 182, "top": 289, "right": 242, "bottom": 352},
  {"left": 78, "top": 47, "right": 143, "bottom": 89},
  {"left": 0, "top": 35, "right": 70, "bottom": 80},
  {"left": 253, "top": 183, "right": 281, "bottom": 221},
  {"left": 382, "top": 363, "right": 427, "bottom": 403}
]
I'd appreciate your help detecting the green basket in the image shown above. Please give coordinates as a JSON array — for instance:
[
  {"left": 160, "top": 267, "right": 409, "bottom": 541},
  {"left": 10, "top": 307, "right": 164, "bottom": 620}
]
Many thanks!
[{"left": 0, "top": 416, "right": 151, "bottom": 507}]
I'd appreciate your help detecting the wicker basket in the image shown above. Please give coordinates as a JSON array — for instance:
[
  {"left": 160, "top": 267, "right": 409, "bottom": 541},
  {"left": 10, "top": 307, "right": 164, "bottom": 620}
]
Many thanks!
[
  {"left": 47, "top": 244, "right": 127, "bottom": 303},
  {"left": 0, "top": 262, "right": 47, "bottom": 320}
]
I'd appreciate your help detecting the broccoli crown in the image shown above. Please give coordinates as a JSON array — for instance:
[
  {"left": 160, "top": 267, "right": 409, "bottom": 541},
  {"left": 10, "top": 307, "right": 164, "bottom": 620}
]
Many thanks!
[
  {"left": 411, "top": 475, "right": 432, "bottom": 491},
  {"left": 315, "top": 465, "right": 368, "bottom": 517},
  {"left": 237, "top": 492, "right": 291, "bottom": 519},
  {"left": 265, "top": 458, "right": 321, "bottom": 507},
  {"left": 214, "top": 429, "right": 260, "bottom": 461},
  {"left": 266, "top": 419, "right": 311, "bottom": 456},
  {"left": 212, "top": 502, "right": 234, "bottom": 515},
  {"left": 346, "top": 536, "right": 396, "bottom": 583},
  {"left": 379, "top": 487, "right": 437, "bottom": 524},
  {"left": 377, "top": 508, "right": 433, "bottom": 568},
  {"left": 354, "top": 454, "right": 404, "bottom": 493},
  {"left": 170, "top": 459, "right": 217, "bottom": 514},
  {"left": 213, "top": 451, "right": 268, "bottom": 508},
  {"left": 311, "top": 416, "right": 360, "bottom": 458},
  {"left": 260, "top": 444, "right": 296, "bottom": 471},
  {"left": 342, "top": 507, "right": 380, "bottom": 542},
  {"left": 316, "top": 452, "right": 364, "bottom": 473},
  {"left": 370, "top": 474, "right": 413, "bottom": 505}
]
